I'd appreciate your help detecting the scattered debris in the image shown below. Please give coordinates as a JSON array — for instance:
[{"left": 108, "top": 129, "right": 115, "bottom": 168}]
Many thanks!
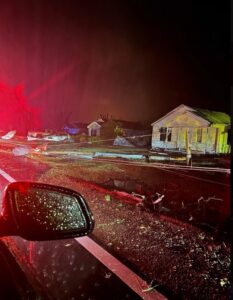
[
  {"left": 1, "top": 130, "right": 16, "bottom": 139},
  {"left": 198, "top": 196, "right": 223, "bottom": 209},
  {"left": 93, "top": 152, "right": 144, "bottom": 160},
  {"left": 12, "top": 146, "right": 31, "bottom": 156},
  {"left": 135, "top": 192, "right": 165, "bottom": 212},
  {"left": 33, "top": 144, "right": 48, "bottom": 152},
  {"left": 27, "top": 131, "right": 70, "bottom": 142},
  {"left": 142, "top": 280, "right": 159, "bottom": 293},
  {"left": 37, "top": 169, "right": 231, "bottom": 300},
  {"left": 104, "top": 272, "right": 112, "bottom": 279},
  {"left": 152, "top": 193, "right": 164, "bottom": 205},
  {"left": 131, "top": 192, "right": 146, "bottom": 200},
  {"left": 114, "top": 190, "right": 143, "bottom": 204},
  {"left": 105, "top": 194, "right": 111, "bottom": 202},
  {"left": 188, "top": 215, "right": 194, "bottom": 221},
  {"left": 113, "top": 136, "right": 135, "bottom": 147},
  {"left": 27, "top": 131, "right": 50, "bottom": 140},
  {"left": 43, "top": 135, "right": 69, "bottom": 142},
  {"left": 220, "top": 278, "right": 229, "bottom": 287}
]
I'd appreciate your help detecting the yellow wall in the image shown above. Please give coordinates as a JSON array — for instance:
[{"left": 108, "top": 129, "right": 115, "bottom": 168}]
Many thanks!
[
  {"left": 211, "top": 124, "right": 230, "bottom": 153},
  {"left": 152, "top": 110, "right": 230, "bottom": 153}
]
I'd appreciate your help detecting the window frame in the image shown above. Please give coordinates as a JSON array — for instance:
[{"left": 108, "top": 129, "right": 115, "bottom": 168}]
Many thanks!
[
  {"left": 159, "top": 127, "right": 172, "bottom": 142},
  {"left": 159, "top": 127, "right": 167, "bottom": 142}
]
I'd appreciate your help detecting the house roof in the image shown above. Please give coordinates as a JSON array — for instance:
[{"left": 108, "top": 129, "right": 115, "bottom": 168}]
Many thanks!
[
  {"left": 151, "top": 104, "right": 230, "bottom": 126},
  {"left": 192, "top": 108, "right": 230, "bottom": 124},
  {"left": 87, "top": 121, "right": 102, "bottom": 128}
]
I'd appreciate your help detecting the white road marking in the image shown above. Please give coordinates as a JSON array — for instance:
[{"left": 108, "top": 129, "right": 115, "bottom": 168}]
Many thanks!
[
  {"left": 77, "top": 236, "right": 166, "bottom": 300},
  {"left": 0, "top": 168, "right": 16, "bottom": 183},
  {"left": 0, "top": 167, "right": 167, "bottom": 300}
]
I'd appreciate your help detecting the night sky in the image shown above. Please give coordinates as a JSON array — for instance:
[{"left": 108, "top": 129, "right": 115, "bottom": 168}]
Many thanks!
[{"left": 0, "top": 0, "right": 229, "bottom": 129}]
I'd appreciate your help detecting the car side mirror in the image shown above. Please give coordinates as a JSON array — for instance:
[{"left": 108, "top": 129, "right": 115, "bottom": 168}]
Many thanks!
[{"left": 0, "top": 181, "right": 94, "bottom": 241}]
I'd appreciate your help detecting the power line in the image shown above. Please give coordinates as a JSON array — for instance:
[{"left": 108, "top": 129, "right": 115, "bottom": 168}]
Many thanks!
[{"left": 47, "top": 133, "right": 152, "bottom": 148}]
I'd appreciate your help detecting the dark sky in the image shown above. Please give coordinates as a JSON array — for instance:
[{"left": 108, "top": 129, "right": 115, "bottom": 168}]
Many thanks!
[{"left": 0, "top": 0, "right": 229, "bottom": 129}]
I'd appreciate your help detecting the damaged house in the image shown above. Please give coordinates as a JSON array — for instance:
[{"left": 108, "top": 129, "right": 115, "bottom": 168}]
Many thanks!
[
  {"left": 87, "top": 118, "right": 150, "bottom": 147},
  {"left": 151, "top": 104, "right": 230, "bottom": 154}
]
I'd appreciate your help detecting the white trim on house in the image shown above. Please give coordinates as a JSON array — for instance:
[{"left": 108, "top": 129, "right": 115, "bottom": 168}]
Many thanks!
[
  {"left": 151, "top": 104, "right": 193, "bottom": 126},
  {"left": 87, "top": 121, "right": 102, "bottom": 129},
  {"left": 87, "top": 121, "right": 102, "bottom": 136},
  {"left": 152, "top": 110, "right": 210, "bottom": 128},
  {"left": 152, "top": 105, "right": 210, "bottom": 128}
]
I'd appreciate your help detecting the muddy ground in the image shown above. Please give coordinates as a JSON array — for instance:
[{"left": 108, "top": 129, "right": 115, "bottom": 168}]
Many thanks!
[{"left": 33, "top": 156, "right": 231, "bottom": 300}]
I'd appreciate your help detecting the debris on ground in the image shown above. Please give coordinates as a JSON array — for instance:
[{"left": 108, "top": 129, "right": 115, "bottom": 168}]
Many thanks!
[
  {"left": 12, "top": 146, "right": 31, "bottom": 156},
  {"left": 1, "top": 130, "right": 16, "bottom": 140},
  {"left": 105, "top": 194, "right": 111, "bottom": 202},
  {"left": 37, "top": 169, "right": 231, "bottom": 300}
]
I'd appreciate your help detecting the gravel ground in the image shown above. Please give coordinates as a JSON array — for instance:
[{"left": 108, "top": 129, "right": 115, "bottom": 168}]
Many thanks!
[{"left": 38, "top": 166, "right": 231, "bottom": 300}]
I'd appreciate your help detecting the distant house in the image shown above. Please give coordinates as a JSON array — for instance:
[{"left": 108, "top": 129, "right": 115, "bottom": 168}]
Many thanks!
[
  {"left": 87, "top": 121, "right": 102, "bottom": 136},
  {"left": 151, "top": 104, "right": 231, "bottom": 154},
  {"left": 87, "top": 118, "right": 150, "bottom": 147}
]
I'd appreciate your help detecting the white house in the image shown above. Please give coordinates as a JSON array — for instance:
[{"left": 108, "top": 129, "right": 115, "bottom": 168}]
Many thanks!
[
  {"left": 87, "top": 121, "right": 102, "bottom": 136},
  {"left": 151, "top": 104, "right": 230, "bottom": 154}
]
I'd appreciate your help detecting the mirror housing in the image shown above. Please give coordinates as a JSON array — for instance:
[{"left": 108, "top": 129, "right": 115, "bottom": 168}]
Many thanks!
[{"left": 0, "top": 181, "right": 94, "bottom": 241}]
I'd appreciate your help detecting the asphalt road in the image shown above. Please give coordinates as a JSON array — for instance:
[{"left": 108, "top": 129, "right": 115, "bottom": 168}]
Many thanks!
[{"left": 0, "top": 152, "right": 165, "bottom": 300}]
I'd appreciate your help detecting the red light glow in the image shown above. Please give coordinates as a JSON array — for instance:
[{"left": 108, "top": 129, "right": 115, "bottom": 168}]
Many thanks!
[{"left": 0, "top": 82, "right": 41, "bottom": 135}]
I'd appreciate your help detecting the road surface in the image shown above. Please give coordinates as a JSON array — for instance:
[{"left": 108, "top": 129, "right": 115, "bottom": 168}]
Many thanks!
[{"left": 0, "top": 152, "right": 166, "bottom": 300}]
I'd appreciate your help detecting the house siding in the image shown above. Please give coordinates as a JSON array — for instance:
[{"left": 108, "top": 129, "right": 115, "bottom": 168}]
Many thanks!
[
  {"left": 151, "top": 107, "right": 230, "bottom": 154},
  {"left": 152, "top": 126, "right": 225, "bottom": 153},
  {"left": 213, "top": 124, "right": 230, "bottom": 154}
]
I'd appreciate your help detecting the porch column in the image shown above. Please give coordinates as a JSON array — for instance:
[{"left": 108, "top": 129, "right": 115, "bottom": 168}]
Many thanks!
[{"left": 177, "top": 127, "right": 181, "bottom": 150}]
